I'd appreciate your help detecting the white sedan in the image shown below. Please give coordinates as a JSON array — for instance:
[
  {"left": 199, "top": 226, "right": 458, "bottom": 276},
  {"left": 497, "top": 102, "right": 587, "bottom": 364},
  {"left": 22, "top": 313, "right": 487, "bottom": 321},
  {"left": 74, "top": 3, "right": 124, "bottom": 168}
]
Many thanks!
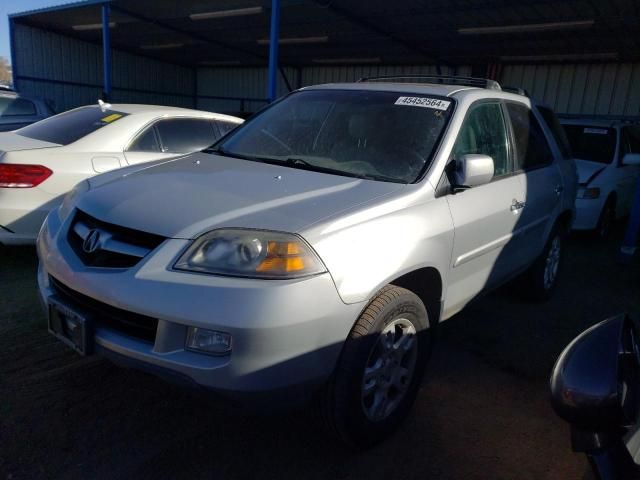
[
  {"left": 561, "top": 119, "right": 640, "bottom": 237},
  {"left": 0, "top": 103, "right": 242, "bottom": 245}
]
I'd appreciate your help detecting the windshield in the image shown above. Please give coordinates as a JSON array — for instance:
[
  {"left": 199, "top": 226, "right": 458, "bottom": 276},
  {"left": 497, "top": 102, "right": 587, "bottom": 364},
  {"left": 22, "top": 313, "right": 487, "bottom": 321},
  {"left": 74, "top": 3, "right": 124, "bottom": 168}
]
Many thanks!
[
  {"left": 16, "top": 106, "right": 128, "bottom": 145},
  {"left": 562, "top": 124, "right": 616, "bottom": 164},
  {"left": 213, "top": 89, "right": 454, "bottom": 183}
]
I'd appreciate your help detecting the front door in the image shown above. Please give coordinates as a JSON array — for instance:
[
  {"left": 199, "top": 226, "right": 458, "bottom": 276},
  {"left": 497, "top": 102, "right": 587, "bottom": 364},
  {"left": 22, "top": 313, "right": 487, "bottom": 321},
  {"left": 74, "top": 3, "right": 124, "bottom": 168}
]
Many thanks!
[{"left": 444, "top": 101, "right": 526, "bottom": 317}]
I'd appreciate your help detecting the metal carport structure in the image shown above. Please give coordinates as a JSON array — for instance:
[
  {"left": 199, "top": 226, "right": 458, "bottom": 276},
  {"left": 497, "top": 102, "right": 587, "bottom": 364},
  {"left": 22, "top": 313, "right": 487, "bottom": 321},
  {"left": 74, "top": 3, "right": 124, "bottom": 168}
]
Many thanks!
[{"left": 8, "top": 0, "right": 640, "bottom": 116}]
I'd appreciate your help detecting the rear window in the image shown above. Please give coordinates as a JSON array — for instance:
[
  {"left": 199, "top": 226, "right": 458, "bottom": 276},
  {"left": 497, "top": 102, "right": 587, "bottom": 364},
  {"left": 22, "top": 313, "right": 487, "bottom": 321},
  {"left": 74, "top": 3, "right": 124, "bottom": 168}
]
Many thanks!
[
  {"left": 155, "top": 118, "right": 218, "bottom": 153},
  {"left": 506, "top": 103, "right": 554, "bottom": 171},
  {"left": 0, "top": 96, "right": 37, "bottom": 116},
  {"left": 562, "top": 125, "right": 616, "bottom": 164},
  {"left": 15, "top": 107, "right": 128, "bottom": 145}
]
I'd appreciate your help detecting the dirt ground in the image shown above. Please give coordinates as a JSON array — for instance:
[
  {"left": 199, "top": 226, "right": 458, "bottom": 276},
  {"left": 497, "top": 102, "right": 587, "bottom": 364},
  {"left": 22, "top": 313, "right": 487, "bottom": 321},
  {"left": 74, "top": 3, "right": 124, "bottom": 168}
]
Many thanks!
[{"left": 1, "top": 227, "right": 638, "bottom": 480}]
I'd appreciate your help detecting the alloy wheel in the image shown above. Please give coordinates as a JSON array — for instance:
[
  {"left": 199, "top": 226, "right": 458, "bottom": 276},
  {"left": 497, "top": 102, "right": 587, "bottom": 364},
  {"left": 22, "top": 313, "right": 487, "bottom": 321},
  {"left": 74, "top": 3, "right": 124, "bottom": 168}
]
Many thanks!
[
  {"left": 361, "top": 318, "right": 418, "bottom": 422},
  {"left": 543, "top": 236, "right": 561, "bottom": 290}
]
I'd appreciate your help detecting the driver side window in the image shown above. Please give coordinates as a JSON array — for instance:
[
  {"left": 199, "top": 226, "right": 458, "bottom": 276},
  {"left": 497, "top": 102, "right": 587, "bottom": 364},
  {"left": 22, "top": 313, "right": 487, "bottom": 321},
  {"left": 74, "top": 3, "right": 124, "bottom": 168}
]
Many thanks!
[{"left": 452, "top": 102, "right": 510, "bottom": 178}]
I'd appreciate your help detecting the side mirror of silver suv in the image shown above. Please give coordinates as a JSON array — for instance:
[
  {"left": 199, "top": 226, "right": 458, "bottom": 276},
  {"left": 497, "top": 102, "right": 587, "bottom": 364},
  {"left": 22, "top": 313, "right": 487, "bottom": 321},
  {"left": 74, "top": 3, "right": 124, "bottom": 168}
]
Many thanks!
[{"left": 453, "top": 154, "right": 495, "bottom": 188}]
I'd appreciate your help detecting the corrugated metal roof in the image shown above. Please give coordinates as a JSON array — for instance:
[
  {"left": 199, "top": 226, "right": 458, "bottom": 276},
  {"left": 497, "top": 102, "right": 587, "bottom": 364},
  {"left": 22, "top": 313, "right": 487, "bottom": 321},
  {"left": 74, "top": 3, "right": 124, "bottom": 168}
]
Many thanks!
[{"left": 11, "top": 0, "right": 640, "bottom": 67}]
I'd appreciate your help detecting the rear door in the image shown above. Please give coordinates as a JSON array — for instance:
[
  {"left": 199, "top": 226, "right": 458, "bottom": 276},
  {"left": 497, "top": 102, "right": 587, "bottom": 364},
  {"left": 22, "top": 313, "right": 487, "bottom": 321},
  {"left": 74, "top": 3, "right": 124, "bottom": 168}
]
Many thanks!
[
  {"left": 124, "top": 123, "right": 175, "bottom": 165},
  {"left": 155, "top": 118, "right": 218, "bottom": 154},
  {"left": 124, "top": 117, "right": 218, "bottom": 165},
  {"left": 537, "top": 105, "right": 578, "bottom": 211},
  {"left": 444, "top": 101, "right": 526, "bottom": 315},
  {"left": 504, "top": 102, "right": 564, "bottom": 263}
]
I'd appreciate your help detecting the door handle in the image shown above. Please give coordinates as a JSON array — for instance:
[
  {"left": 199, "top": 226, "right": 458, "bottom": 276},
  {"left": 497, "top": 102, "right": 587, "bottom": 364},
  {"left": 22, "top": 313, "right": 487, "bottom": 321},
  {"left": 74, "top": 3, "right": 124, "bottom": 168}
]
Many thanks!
[
  {"left": 555, "top": 185, "right": 564, "bottom": 195},
  {"left": 511, "top": 199, "right": 526, "bottom": 212}
]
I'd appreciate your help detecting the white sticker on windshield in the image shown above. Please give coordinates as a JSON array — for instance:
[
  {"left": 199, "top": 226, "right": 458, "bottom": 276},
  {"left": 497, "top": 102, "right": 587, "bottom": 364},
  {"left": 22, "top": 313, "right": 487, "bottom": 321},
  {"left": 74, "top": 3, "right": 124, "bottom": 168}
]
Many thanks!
[
  {"left": 394, "top": 96, "right": 451, "bottom": 110},
  {"left": 584, "top": 128, "right": 608, "bottom": 135}
]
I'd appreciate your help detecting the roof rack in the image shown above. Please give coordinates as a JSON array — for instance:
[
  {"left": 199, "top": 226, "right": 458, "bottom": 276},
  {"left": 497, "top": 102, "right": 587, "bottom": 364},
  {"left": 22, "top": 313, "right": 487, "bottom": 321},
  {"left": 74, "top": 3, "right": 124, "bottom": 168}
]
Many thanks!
[
  {"left": 502, "top": 86, "right": 529, "bottom": 96},
  {"left": 356, "top": 75, "right": 502, "bottom": 91}
]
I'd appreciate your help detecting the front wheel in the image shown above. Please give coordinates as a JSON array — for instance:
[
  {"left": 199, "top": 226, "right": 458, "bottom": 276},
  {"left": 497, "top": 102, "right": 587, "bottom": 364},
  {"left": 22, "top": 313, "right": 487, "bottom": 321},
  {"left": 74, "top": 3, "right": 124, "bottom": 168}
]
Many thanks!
[
  {"left": 523, "top": 224, "right": 566, "bottom": 301},
  {"left": 320, "top": 285, "right": 432, "bottom": 448}
]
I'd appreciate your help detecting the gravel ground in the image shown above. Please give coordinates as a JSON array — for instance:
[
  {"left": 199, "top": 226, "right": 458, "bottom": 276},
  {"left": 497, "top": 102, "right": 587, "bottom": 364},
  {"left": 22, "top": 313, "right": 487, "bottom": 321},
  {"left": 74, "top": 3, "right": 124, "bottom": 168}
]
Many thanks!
[{"left": 1, "top": 226, "right": 638, "bottom": 480}]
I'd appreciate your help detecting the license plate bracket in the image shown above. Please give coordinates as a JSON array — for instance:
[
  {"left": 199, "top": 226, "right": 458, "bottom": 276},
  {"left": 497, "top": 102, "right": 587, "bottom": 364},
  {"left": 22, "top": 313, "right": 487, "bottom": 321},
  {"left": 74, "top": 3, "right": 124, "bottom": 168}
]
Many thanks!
[{"left": 48, "top": 296, "right": 94, "bottom": 355}]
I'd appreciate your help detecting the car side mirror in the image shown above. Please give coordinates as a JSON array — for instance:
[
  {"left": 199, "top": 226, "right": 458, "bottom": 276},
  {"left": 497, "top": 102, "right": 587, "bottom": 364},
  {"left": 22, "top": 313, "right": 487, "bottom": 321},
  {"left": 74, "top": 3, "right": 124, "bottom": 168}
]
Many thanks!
[
  {"left": 623, "top": 153, "right": 640, "bottom": 167},
  {"left": 452, "top": 154, "right": 494, "bottom": 190},
  {"left": 550, "top": 314, "right": 640, "bottom": 449}
]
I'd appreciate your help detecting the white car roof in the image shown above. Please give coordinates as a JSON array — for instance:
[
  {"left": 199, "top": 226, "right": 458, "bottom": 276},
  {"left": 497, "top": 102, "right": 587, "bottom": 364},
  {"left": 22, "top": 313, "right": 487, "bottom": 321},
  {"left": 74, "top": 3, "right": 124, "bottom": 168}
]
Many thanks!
[
  {"left": 80, "top": 103, "right": 243, "bottom": 123},
  {"left": 49, "top": 104, "right": 243, "bottom": 152}
]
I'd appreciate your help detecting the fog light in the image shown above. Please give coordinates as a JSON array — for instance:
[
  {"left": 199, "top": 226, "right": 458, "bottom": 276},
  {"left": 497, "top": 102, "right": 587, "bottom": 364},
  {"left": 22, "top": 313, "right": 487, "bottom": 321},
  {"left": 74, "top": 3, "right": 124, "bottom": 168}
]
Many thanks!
[{"left": 186, "top": 327, "right": 232, "bottom": 355}]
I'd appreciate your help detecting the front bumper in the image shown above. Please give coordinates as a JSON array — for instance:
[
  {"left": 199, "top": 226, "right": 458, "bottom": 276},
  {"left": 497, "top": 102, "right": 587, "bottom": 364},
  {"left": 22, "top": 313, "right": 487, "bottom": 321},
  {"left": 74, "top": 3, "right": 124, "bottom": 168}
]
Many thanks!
[{"left": 37, "top": 211, "right": 364, "bottom": 405}]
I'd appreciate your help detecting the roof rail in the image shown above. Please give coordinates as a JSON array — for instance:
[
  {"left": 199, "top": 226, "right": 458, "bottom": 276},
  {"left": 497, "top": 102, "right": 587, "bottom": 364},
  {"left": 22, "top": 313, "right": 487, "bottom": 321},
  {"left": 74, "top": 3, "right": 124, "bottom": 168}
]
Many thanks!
[
  {"left": 356, "top": 75, "right": 502, "bottom": 91},
  {"left": 502, "top": 86, "right": 529, "bottom": 97}
]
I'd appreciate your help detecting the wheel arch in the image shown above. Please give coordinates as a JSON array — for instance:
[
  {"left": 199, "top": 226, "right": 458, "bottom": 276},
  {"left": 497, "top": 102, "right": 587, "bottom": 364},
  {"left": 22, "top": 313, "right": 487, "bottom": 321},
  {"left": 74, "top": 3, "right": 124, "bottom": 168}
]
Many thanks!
[
  {"left": 556, "top": 209, "right": 574, "bottom": 233},
  {"left": 604, "top": 191, "right": 618, "bottom": 217},
  {"left": 388, "top": 267, "right": 443, "bottom": 327}
]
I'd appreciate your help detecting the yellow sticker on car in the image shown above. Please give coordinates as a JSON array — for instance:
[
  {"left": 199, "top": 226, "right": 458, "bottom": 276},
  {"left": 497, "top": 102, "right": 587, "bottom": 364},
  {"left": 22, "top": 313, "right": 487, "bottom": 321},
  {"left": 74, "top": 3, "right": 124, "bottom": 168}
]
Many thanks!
[{"left": 101, "top": 113, "right": 123, "bottom": 123}]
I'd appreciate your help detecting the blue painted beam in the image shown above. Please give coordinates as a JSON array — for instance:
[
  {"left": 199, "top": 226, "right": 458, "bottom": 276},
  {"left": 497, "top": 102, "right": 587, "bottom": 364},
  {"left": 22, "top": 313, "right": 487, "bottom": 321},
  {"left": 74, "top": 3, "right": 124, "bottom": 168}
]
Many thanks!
[
  {"left": 267, "top": 0, "right": 280, "bottom": 102},
  {"left": 8, "top": 17, "right": 18, "bottom": 89},
  {"left": 102, "top": 3, "right": 112, "bottom": 100}
]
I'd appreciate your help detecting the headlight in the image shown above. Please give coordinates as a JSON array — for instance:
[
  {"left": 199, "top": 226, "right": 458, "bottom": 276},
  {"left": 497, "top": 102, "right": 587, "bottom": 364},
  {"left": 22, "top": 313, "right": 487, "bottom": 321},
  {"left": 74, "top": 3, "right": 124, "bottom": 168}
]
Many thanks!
[
  {"left": 576, "top": 187, "right": 600, "bottom": 199},
  {"left": 174, "top": 229, "right": 326, "bottom": 279},
  {"left": 58, "top": 180, "right": 90, "bottom": 222}
]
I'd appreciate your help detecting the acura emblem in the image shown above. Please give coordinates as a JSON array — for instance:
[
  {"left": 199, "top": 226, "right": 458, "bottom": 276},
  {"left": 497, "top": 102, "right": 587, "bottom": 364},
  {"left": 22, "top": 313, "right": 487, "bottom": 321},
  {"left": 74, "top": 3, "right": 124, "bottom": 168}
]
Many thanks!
[{"left": 82, "top": 229, "right": 101, "bottom": 253}]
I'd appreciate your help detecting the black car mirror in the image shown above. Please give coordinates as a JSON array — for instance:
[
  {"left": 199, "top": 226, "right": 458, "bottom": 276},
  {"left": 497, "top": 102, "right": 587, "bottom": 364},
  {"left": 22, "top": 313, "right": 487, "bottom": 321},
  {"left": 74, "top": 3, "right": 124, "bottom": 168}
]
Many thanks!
[
  {"left": 550, "top": 314, "right": 640, "bottom": 479},
  {"left": 550, "top": 314, "right": 640, "bottom": 433}
]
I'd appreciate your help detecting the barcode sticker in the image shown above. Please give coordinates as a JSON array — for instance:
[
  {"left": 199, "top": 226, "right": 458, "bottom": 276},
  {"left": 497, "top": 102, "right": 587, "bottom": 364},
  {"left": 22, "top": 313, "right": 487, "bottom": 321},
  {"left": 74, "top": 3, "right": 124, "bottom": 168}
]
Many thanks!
[
  {"left": 394, "top": 96, "right": 451, "bottom": 110},
  {"left": 584, "top": 128, "right": 608, "bottom": 135}
]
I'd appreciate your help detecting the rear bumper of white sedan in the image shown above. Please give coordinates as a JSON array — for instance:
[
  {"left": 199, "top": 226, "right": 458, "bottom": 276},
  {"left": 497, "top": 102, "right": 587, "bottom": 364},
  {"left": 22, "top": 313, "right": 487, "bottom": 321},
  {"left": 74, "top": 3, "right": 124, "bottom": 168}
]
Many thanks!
[{"left": 0, "top": 188, "right": 60, "bottom": 245}]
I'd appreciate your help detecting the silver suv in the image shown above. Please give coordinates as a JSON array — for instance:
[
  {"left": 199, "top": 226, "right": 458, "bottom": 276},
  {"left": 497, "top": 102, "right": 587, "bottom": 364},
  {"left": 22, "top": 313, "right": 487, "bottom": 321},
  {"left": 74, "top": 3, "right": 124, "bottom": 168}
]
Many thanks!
[{"left": 37, "top": 76, "right": 577, "bottom": 446}]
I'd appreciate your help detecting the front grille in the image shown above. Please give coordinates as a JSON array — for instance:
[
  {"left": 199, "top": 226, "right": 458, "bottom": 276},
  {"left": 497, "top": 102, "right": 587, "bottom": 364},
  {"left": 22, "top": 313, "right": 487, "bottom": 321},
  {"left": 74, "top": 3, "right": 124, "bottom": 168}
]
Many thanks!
[
  {"left": 68, "top": 209, "right": 165, "bottom": 268},
  {"left": 50, "top": 276, "right": 158, "bottom": 343}
]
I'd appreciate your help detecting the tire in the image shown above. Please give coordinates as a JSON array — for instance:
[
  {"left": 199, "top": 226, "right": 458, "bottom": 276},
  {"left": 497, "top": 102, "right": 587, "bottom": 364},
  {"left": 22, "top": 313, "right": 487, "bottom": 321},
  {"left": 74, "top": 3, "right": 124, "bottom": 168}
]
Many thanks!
[
  {"left": 595, "top": 198, "right": 616, "bottom": 239},
  {"left": 320, "top": 285, "right": 432, "bottom": 448},
  {"left": 523, "top": 224, "right": 566, "bottom": 301}
]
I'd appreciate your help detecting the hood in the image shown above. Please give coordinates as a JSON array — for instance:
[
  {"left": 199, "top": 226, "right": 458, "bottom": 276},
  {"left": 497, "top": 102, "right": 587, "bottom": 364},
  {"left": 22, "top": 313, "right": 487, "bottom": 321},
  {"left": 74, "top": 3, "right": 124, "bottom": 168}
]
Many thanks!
[
  {"left": 575, "top": 158, "right": 608, "bottom": 185},
  {"left": 77, "top": 152, "right": 404, "bottom": 239},
  {"left": 0, "top": 131, "right": 60, "bottom": 154}
]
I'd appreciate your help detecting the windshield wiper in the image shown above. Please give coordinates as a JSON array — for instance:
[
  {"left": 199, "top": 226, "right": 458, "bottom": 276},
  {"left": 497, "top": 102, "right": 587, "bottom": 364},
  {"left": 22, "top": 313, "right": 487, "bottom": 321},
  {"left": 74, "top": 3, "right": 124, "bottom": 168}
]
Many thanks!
[
  {"left": 280, "top": 157, "right": 408, "bottom": 184},
  {"left": 205, "top": 146, "right": 265, "bottom": 162},
  {"left": 204, "top": 151, "right": 407, "bottom": 183},
  {"left": 355, "top": 173, "right": 408, "bottom": 184},
  {"left": 284, "top": 157, "right": 313, "bottom": 168}
]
